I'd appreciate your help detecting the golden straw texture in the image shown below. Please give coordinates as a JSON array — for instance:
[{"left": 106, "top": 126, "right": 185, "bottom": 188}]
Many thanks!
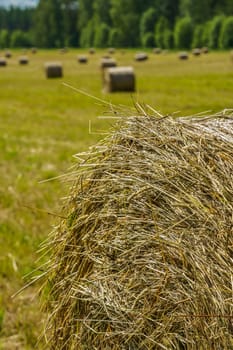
[{"left": 41, "top": 108, "right": 233, "bottom": 350}]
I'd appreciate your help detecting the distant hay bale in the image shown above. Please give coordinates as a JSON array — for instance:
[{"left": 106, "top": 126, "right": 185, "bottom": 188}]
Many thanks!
[
  {"left": 44, "top": 62, "right": 63, "bottom": 78},
  {"left": 192, "top": 48, "right": 201, "bottom": 56},
  {"left": 103, "top": 66, "right": 135, "bottom": 92},
  {"left": 135, "top": 52, "right": 148, "bottom": 61},
  {"left": 5, "top": 51, "right": 12, "bottom": 58},
  {"left": 153, "top": 47, "right": 162, "bottom": 54},
  {"left": 0, "top": 57, "right": 7, "bottom": 66},
  {"left": 201, "top": 47, "right": 209, "bottom": 54},
  {"left": 31, "top": 47, "right": 37, "bottom": 54},
  {"left": 41, "top": 108, "right": 233, "bottom": 350},
  {"left": 178, "top": 51, "right": 189, "bottom": 60},
  {"left": 108, "top": 47, "right": 115, "bottom": 54},
  {"left": 77, "top": 55, "right": 88, "bottom": 64},
  {"left": 102, "top": 54, "right": 111, "bottom": 59},
  {"left": 60, "top": 48, "right": 68, "bottom": 54},
  {"left": 100, "top": 57, "right": 117, "bottom": 70},
  {"left": 19, "top": 56, "right": 29, "bottom": 65},
  {"left": 89, "top": 48, "right": 95, "bottom": 54}
]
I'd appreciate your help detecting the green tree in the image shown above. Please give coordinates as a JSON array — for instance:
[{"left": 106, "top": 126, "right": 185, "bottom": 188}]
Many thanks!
[
  {"left": 192, "top": 24, "right": 204, "bottom": 48},
  {"left": 61, "top": 1, "right": 78, "bottom": 47},
  {"left": 108, "top": 28, "right": 122, "bottom": 47},
  {"left": 142, "top": 32, "right": 155, "bottom": 47},
  {"left": 80, "top": 19, "right": 95, "bottom": 48},
  {"left": 10, "top": 30, "right": 31, "bottom": 47},
  {"left": 208, "top": 15, "right": 225, "bottom": 49},
  {"left": 94, "top": 22, "right": 110, "bottom": 47},
  {"left": 140, "top": 7, "right": 157, "bottom": 44},
  {"left": 155, "top": 17, "right": 169, "bottom": 48},
  {"left": 34, "top": 0, "right": 64, "bottom": 48},
  {"left": 0, "top": 29, "right": 10, "bottom": 48},
  {"left": 201, "top": 20, "right": 211, "bottom": 46},
  {"left": 93, "top": 0, "right": 111, "bottom": 25},
  {"left": 110, "top": 0, "right": 140, "bottom": 47},
  {"left": 164, "top": 29, "right": 173, "bottom": 49},
  {"left": 174, "top": 17, "right": 193, "bottom": 49},
  {"left": 219, "top": 16, "right": 233, "bottom": 49}
]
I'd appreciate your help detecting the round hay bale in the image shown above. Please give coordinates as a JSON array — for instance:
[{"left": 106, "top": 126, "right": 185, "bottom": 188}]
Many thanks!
[
  {"left": 192, "top": 48, "right": 201, "bottom": 56},
  {"left": 60, "top": 47, "right": 68, "bottom": 54},
  {"left": 19, "top": 56, "right": 29, "bottom": 65},
  {"left": 31, "top": 47, "right": 37, "bottom": 54},
  {"left": 178, "top": 51, "right": 189, "bottom": 60},
  {"left": 103, "top": 66, "right": 135, "bottom": 93},
  {"left": 135, "top": 52, "right": 148, "bottom": 61},
  {"left": 153, "top": 47, "right": 162, "bottom": 54},
  {"left": 77, "top": 55, "right": 88, "bottom": 64},
  {"left": 100, "top": 57, "right": 117, "bottom": 70},
  {"left": 44, "top": 62, "right": 63, "bottom": 78},
  {"left": 0, "top": 57, "right": 7, "bottom": 66},
  {"left": 89, "top": 48, "right": 95, "bottom": 54},
  {"left": 41, "top": 109, "right": 233, "bottom": 349},
  {"left": 5, "top": 51, "right": 12, "bottom": 58},
  {"left": 108, "top": 47, "right": 115, "bottom": 54},
  {"left": 201, "top": 47, "right": 209, "bottom": 54}
]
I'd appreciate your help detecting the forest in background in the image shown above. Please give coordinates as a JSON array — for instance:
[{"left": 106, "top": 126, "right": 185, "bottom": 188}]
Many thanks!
[{"left": 0, "top": 0, "right": 233, "bottom": 49}]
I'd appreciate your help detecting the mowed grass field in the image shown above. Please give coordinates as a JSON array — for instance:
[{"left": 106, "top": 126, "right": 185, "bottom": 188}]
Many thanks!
[{"left": 0, "top": 48, "right": 233, "bottom": 349}]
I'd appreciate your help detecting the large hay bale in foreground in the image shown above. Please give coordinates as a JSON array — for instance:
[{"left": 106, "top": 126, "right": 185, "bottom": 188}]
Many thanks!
[
  {"left": 42, "top": 110, "right": 233, "bottom": 349},
  {"left": 103, "top": 66, "right": 135, "bottom": 92},
  {"left": 44, "top": 62, "right": 63, "bottom": 78}
]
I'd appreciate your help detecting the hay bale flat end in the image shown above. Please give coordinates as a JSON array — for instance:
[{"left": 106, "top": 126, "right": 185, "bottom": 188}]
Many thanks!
[
  {"left": 104, "top": 66, "right": 135, "bottom": 92},
  {"left": 44, "top": 62, "right": 63, "bottom": 78}
]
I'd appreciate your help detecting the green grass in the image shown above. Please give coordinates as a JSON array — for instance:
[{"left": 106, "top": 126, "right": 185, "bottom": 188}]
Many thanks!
[{"left": 0, "top": 48, "right": 233, "bottom": 349}]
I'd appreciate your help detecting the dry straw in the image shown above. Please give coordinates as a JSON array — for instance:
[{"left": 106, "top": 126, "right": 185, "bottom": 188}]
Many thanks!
[{"left": 41, "top": 107, "right": 233, "bottom": 349}]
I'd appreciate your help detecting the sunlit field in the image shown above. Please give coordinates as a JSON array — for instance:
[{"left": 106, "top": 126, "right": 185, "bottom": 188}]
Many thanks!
[{"left": 0, "top": 48, "right": 233, "bottom": 349}]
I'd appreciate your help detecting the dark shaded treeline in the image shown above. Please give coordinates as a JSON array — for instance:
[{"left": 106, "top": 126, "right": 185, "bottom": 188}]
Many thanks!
[{"left": 0, "top": 0, "right": 233, "bottom": 49}]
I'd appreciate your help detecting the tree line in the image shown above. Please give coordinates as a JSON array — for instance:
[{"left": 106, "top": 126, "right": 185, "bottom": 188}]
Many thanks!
[{"left": 0, "top": 0, "right": 233, "bottom": 49}]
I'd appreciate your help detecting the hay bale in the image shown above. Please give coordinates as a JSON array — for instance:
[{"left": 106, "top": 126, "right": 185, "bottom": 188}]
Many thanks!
[
  {"left": 201, "top": 47, "right": 209, "bottom": 54},
  {"left": 153, "top": 47, "right": 162, "bottom": 54},
  {"left": 135, "top": 52, "right": 148, "bottom": 61},
  {"left": 44, "top": 62, "right": 63, "bottom": 78},
  {"left": 0, "top": 57, "right": 7, "bottom": 66},
  {"left": 108, "top": 47, "right": 115, "bottom": 54},
  {"left": 192, "top": 48, "right": 201, "bottom": 56},
  {"left": 178, "top": 51, "right": 189, "bottom": 60},
  {"left": 41, "top": 109, "right": 233, "bottom": 350},
  {"left": 19, "top": 56, "right": 29, "bottom": 65},
  {"left": 77, "top": 55, "right": 88, "bottom": 64},
  {"left": 89, "top": 48, "right": 95, "bottom": 54},
  {"left": 31, "top": 47, "right": 37, "bottom": 54},
  {"left": 103, "top": 66, "right": 135, "bottom": 92},
  {"left": 60, "top": 47, "right": 68, "bottom": 54},
  {"left": 100, "top": 57, "right": 117, "bottom": 70},
  {"left": 5, "top": 51, "right": 12, "bottom": 58}
]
